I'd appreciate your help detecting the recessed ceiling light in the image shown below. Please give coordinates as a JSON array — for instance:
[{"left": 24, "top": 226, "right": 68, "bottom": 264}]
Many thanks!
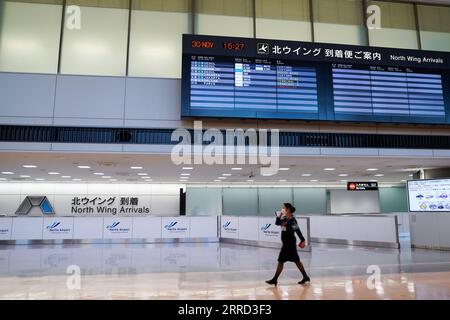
[
  {"left": 370, "top": 179, "right": 378, "bottom": 182},
  {"left": 279, "top": 179, "right": 287, "bottom": 182},
  {"left": 93, "top": 172, "right": 104, "bottom": 175},
  {"left": 310, "top": 179, "right": 318, "bottom": 182},
  {"left": 279, "top": 168, "right": 290, "bottom": 171},
  {"left": 61, "top": 176, "right": 71, "bottom": 178},
  {"left": 367, "top": 168, "right": 378, "bottom": 171},
  {"left": 77, "top": 165, "right": 90, "bottom": 169},
  {"left": 137, "top": 173, "right": 148, "bottom": 176},
  {"left": 231, "top": 167, "right": 242, "bottom": 170},
  {"left": 109, "top": 179, "right": 118, "bottom": 182},
  {"left": 408, "top": 174, "right": 413, "bottom": 177},
  {"left": 301, "top": 174, "right": 311, "bottom": 177},
  {"left": 401, "top": 180, "right": 407, "bottom": 182},
  {"left": 261, "top": 173, "right": 273, "bottom": 176},
  {"left": 35, "top": 178, "right": 45, "bottom": 181},
  {"left": 72, "top": 178, "right": 81, "bottom": 181},
  {"left": 131, "top": 166, "right": 143, "bottom": 170},
  {"left": 218, "top": 177, "right": 226, "bottom": 180},
  {"left": 324, "top": 168, "right": 335, "bottom": 171},
  {"left": 48, "top": 172, "right": 60, "bottom": 175},
  {"left": 19, "top": 175, "right": 30, "bottom": 178},
  {"left": 374, "top": 174, "right": 384, "bottom": 177},
  {"left": 0, "top": 178, "right": 7, "bottom": 181},
  {"left": 181, "top": 173, "right": 191, "bottom": 176},
  {"left": 141, "top": 176, "right": 150, "bottom": 179},
  {"left": 1, "top": 172, "right": 14, "bottom": 175},
  {"left": 247, "top": 179, "right": 254, "bottom": 182},
  {"left": 214, "top": 179, "right": 222, "bottom": 182},
  {"left": 23, "top": 165, "right": 37, "bottom": 168},
  {"left": 182, "top": 167, "right": 193, "bottom": 170},
  {"left": 222, "top": 173, "right": 232, "bottom": 176},
  {"left": 340, "top": 179, "right": 348, "bottom": 182},
  {"left": 101, "top": 176, "right": 111, "bottom": 179},
  {"left": 338, "top": 174, "right": 348, "bottom": 177}
]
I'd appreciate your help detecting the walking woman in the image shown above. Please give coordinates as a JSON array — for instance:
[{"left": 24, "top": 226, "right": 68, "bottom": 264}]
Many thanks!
[{"left": 266, "top": 203, "right": 310, "bottom": 286}]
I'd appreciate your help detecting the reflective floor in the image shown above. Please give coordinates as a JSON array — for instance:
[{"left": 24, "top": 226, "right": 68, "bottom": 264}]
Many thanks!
[{"left": 0, "top": 241, "right": 450, "bottom": 299}]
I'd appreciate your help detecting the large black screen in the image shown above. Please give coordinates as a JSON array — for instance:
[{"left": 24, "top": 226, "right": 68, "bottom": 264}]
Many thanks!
[{"left": 182, "top": 35, "right": 450, "bottom": 124}]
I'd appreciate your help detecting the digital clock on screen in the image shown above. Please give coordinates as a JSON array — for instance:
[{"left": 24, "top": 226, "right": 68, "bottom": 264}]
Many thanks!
[{"left": 223, "top": 42, "right": 245, "bottom": 51}]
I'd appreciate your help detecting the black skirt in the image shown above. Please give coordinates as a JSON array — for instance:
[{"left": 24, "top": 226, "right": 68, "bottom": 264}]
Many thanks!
[{"left": 277, "top": 236, "right": 300, "bottom": 263}]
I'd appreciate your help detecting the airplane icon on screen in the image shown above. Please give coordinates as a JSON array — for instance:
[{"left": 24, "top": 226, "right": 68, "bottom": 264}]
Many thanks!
[{"left": 257, "top": 43, "right": 269, "bottom": 54}]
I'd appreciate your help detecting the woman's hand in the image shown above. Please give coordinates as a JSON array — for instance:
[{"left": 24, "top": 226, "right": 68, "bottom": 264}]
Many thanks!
[{"left": 298, "top": 241, "right": 306, "bottom": 249}]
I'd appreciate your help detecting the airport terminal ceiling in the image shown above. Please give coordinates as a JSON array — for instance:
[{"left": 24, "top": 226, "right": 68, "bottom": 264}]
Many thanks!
[{"left": 0, "top": 152, "right": 448, "bottom": 185}]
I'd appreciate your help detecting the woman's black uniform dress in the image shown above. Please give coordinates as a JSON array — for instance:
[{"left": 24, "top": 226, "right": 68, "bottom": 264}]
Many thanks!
[{"left": 275, "top": 216, "right": 305, "bottom": 263}]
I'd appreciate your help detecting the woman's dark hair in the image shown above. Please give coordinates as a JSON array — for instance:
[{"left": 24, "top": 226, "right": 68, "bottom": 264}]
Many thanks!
[{"left": 283, "top": 203, "right": 296, "bottom": 213}]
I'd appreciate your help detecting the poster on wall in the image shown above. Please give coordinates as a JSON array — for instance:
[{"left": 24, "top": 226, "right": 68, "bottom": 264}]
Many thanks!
[{"left": 407, "top": 179, "right": 450, "bottom": 212}]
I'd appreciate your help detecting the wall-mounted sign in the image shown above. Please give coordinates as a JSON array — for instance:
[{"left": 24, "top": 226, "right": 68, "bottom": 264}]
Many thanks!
[
  {"left": 347, "top": 182, "right": 379, "bottom": 191},
  {"left": 71, "top": 196, "right": 150, "bottom": 215},
  {"left": 15, "top": 196, "right": 54, "bottom": 215}
]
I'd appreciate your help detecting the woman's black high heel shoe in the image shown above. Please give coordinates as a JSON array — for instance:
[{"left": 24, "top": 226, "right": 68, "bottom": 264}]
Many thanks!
[
  {"left": 265, "top": 279, "right": 278, "bottom": 286},
  {"left": 298, "top": 276, "right": 310, "bottom": 285}
]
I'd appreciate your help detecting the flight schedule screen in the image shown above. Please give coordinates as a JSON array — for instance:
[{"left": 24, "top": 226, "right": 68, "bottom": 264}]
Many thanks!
[
  {"left": 182, "top": 35, "right": 449, "bottom": 124},
  {"left": 332, "top": 64, "right": 445, "bottom": 118},
  {"left": 190, "top": 56, "right": 318, "bottom": 115}
]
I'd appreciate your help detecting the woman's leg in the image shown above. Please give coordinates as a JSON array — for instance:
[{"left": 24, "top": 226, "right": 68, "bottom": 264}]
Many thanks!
[
  {"left": 295, "top": 261, "right": 309, "bottom": 279},
  {"left": 273, "top": 262, "right": 284, "bottom": 280}
]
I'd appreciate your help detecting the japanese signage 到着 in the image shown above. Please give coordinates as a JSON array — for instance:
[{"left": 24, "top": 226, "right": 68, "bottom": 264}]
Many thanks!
[
  {"left": 70, "top": 196, "right": 150, "bottom": 215},
  {"left": 182, "top": 34, "right": 450, "bottom": 125}
]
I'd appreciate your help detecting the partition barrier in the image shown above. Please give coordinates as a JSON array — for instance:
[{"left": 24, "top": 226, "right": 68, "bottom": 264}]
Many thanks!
[
  {"left": 410, "top": 213, "right": 450, "bottom": 251},
  {"left": 0, "top": 214, "right": 399, "bottom": 249},
  {"left": 0, "top": 216, "right": 219, "bottom": 244},
  {"left": 305, "top": 214, "right": 400, "bottom": 248}
]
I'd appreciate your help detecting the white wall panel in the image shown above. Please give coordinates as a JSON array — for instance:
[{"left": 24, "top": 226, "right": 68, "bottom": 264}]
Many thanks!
[{"left": 54, "top": 75, "right": 125, "bottom": 120}]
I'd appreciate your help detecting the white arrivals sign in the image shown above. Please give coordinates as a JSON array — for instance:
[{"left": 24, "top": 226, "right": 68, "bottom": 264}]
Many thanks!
[{"left": 161, "top": 217, "right": 189, "bottom": 238}]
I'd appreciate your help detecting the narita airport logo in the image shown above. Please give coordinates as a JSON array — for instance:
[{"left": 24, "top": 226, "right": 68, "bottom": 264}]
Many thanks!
[
  {"left": 164, "top": 221, "right": 188, "bottom": 232},
  {"left": 46, "top": 221, "right": 70, "bottom": 233},
  {"left": 261, "top": 223, "right": 278, "bottom": 236},
  {"left": 106, "top": 222, "right": 130, "bottom": 233},
  {"left": 222, "top": 221, "right": 237, "bottom": 232}
]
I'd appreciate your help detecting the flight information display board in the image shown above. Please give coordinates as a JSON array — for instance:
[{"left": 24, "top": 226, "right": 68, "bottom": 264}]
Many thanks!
[
  {"left": 408, "top": 179, "right": 450, "bottom": 212},
  {"left": 182, "top": 34, "right": 450, "bottom": 124}
]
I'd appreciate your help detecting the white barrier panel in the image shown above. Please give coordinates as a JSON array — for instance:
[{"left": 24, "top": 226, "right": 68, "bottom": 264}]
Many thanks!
[
  {"left": 410, "top": 213, "right": 450, "bottom": 250},
  {"left": 103, "top": 217, "right": 133, "bottom": 239},
  {"left": 220, "top": 216, "right": 239, "bottom": 239},
  {"left": 0, "top": 217, "right": 12, "bottom": 240},
  {"left": 43, "top": 217, "right": 74, "bottom": 240},
  {"left": 132, "top": 216, "right": 162, "bottom": 239},
  {"left": 190, "top": 216, "right": 217, "bottom": 238},
  {"left": 161, "top": 216, "right": 190, "bottom": 238},
  {"left": 73, "top": 217, "right": 104, "bottom": 239},
  {"left": 11, "top": 217, "right": 43, "bottom": 240},
  {"left": 306, "top": 215, "right": 399, "bottom": 248},
  {"left": 238, "top": 217, "right": 259, "bottom": 241}
]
